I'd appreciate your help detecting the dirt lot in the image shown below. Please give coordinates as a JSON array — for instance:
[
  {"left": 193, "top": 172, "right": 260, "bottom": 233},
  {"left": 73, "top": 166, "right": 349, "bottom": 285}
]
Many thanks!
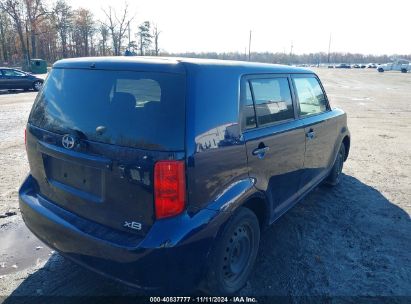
[{"left": 0, "top": 68, "right": 410, "bottom": 301}]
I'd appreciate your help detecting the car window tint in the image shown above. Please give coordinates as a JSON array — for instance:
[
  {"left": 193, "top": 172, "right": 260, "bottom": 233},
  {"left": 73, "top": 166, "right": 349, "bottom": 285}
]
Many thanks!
[
  {"left": 3, "top": 69, "right": 25, "bottom": 77},
  {"left": 29, "top": 69, "right": 185, "bottom": 151},
  {"left": 293, "top": 77, "right": 327, "bottom": 116},
  {"left": 249, "top": 78, "right": 294, "bottom": 126},
  {"left": 111, "top": 79, "right": 161, "bottom": 107},
  {"left": 243, "top": 81, "right": 256, "bottom": 129}
]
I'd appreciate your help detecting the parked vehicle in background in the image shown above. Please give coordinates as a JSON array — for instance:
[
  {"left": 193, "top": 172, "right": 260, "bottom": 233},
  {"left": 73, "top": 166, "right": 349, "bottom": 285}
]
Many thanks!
[
  {"left": 360, "top": 64, "right": 367, "bottom": 68},
  {"left": 352, "top": 64, "right": 360, "bottom": 68},
  {"left": 335, "top": 63, "right": 351, "bottom": 69},
  {"left": 367, "top": 63, "right": 377, "bottom": 68},
  {"left": 0, "top": 68, "right": 44, "bottom": 91},
  {"left": 377, "top": 59, "right": 411, "bottom": 73},
  {"left": 20, "top": 57, "right": 350, "bottom": 295}
]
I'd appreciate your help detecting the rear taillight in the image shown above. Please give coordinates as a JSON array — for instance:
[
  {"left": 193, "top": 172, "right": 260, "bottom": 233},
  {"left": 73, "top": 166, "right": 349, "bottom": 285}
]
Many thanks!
[{"left": 154, "top": 160, "right": 186, "bottom": 219}]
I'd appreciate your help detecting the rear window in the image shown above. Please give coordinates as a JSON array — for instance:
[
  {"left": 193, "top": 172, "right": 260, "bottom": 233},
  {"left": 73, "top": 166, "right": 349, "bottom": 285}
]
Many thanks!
[{"left": 29, "top": 68, "right": 185, "bottom": 151}]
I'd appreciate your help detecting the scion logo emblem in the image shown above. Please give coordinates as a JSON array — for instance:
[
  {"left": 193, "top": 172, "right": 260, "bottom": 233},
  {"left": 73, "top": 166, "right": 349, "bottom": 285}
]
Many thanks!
[{"left": 62, "top": 134, "right": 76, "bottom": 149}]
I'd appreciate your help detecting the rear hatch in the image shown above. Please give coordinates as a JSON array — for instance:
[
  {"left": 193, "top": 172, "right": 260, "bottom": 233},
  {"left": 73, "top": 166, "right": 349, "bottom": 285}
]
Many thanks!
[{"left": 26, "top": 64, "right": 186, "bottom": 236}]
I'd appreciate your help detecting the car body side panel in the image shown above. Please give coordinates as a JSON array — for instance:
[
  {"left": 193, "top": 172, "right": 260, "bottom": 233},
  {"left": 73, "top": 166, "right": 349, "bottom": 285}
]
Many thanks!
[
  {"left": 298, "top": 108, "right": 349, "bottom": 195},
  {"left": 299, "top": 111, "right": 339, "bottom": 188},
  {"left": 183, "top": 64, "right": 250, "bottom": 212},
  {"left": 243, "top": 121, "right": 306, "bottom": 214},
  {"left": 267, "top": 108, "right": 349, "bottom": 224}
]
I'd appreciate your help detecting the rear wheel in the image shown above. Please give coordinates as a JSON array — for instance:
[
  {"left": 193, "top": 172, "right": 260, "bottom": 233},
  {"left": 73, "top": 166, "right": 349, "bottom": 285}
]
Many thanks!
[
  {"left": 204, "top": 207, "right": 260, "bottom": 295},
  {"left": 33, "top": 81, "right": 42, "bottom": 92},
  {"left": 377, "top": 67, "right": 384, "bottom": 72},
  {"left": 401, "top": 68, "right": 407, "bottom": 73},
  {"left": 325, "top": 143, "right": 345, "bottom": 186}
]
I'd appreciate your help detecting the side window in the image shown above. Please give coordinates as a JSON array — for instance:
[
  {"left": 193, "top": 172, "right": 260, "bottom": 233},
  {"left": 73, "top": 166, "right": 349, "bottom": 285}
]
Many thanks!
[
  {"left": 249, "top": 78, "right": 294, "bottom": 126},
  {"left": 243, "top": 81, "right": 256, "bottom": 129},
  {"left": 3, "top": 69, "right": 25, "bottom": 77},
  {"left": 293, "top": 77, "right": 328, "bottom": 116}
]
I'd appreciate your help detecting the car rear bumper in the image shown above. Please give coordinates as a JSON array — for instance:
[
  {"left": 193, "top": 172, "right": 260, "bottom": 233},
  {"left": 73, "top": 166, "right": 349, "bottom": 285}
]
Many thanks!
[{"left": 19, "top": 175, "right": 222, "bottom": 293}]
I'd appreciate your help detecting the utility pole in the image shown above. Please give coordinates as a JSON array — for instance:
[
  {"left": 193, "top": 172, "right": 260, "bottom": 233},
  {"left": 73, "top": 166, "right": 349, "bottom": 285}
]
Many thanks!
[
  {"left": 128, "top": 21, "right": 131, "bottom": 50},
  {"left": 327, "top": 33, "right": 332, "bottom": 64},
  {"left": 289, "top": 41, "right": 293, "bottom": 65},
  {"left": 248, "top": 30, "right": 252, "bottom": 61},
  {"left": 25, "top": 19, "right": 30, "bottom": 69}
]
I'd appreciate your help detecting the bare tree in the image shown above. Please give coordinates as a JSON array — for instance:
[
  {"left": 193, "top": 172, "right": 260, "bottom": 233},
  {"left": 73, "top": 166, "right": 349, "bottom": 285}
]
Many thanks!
[
  {"left": 101, "top": 2, "right": 134, "bottom": 56},
  {"left": 98, "top": 24, "right": 109, "bottom": 56},
  {"left": 0, "top": 11, "right": 12, "bottom": 61},
  {"left": 0, "top": 0, "right": 29, "bottom": 64},
  {"left": 73, "top": 8, "right": 94, "bottom": 56},
  {"left": 36, "top": 17, "right": 58, "bottom": 61},
  {"left": 24, "top": 0, "right": 47, "bottom": 58},
  {"left": 152, "top": 24, "right": 161, "bottom": 56},
  {"left": 52, "top": 0, "right": 72, "bottom": 58}
]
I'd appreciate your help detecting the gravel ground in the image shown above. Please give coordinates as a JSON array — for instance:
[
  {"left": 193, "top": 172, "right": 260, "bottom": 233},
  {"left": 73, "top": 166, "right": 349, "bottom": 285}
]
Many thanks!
[{"left": 0, "top": 68, "right": 410, "bottom": 302}]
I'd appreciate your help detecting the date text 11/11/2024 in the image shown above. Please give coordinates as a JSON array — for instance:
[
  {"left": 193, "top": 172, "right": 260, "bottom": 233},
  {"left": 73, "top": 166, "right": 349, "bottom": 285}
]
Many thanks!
[{"left": 149, "top": 297, "right": 258, "bottom": 303}]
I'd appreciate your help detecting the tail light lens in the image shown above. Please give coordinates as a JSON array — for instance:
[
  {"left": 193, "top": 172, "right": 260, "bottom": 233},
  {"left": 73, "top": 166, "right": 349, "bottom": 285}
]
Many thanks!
[
  {"left": 154, "top": 160, "right": 186, "bottom": 219},
  {"left": 24, "top": 128, "right": 27, "bottom": 146}
]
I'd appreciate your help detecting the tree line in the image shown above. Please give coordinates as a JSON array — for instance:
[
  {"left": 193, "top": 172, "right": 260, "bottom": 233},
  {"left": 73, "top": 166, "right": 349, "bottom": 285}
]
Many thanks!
[
  {"left": 0, "top": 0, "right": 160, "bottom": 66},
  {"left": 0, "top": 0, "right": 409, "bottom": 67},
  {"left": 163, "top": 51, "right": 411, "bottom": 65}
]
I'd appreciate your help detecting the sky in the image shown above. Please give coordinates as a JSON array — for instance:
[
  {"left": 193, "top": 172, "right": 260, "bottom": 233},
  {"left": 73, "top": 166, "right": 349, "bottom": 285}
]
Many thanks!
[{"left": 69, "top": 0, "right": 410, "bottom": 55}]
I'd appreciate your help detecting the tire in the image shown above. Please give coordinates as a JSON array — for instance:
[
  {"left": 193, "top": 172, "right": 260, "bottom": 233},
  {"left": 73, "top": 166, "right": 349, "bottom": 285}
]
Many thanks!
[
  {"left": 401, "top": 69, "right": 407, "bottom": 73},
  {"left": 32, "top": 81, "right": 42, "bottom": 92},
  {"left": 204, "top": 207, "right": 260, "bottom": 295},
  {"left": 325, "top": 143, "right": 346, "bottom": 186},
  {"left": 377, "top": 68, "right": 384, "bottom": 72}
]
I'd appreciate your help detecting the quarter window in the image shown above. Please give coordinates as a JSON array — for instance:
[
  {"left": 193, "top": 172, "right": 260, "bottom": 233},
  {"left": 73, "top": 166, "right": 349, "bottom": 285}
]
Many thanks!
[
  {"left": 243, "top": 82, "right": 256, "bottom": 129},
  {"left": 293, "top": 77, "right": 328, "bottom": 116},
  {"left": 249, "top": 78, "right": 294, "bottom": 127}
]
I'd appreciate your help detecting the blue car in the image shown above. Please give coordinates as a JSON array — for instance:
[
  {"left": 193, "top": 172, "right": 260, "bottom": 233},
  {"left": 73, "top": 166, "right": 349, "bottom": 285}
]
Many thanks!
[
  {"left": 0, "top": 68, "right": 43, "bottom": 91},
  {"left": 20, "top": 57, "right": 350, "bottom": 294}
]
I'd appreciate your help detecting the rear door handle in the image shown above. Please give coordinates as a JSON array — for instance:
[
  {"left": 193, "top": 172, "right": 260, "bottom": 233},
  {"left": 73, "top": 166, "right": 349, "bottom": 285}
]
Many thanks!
[
  {"left": 252, "top": 145, "right": 270, "bottom": 158},
  {"left": 306, "top": 128, "right": 316, "bottom": 140}
]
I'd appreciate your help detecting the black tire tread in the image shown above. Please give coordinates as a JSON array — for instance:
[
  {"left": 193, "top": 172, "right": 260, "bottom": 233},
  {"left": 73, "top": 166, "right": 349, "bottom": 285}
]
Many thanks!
[
  {"left": 325, "top": 143, "right": 346, "bottom": 186},
  {"left": 203, "top": 207, "right": 260, "bottom": 295}
]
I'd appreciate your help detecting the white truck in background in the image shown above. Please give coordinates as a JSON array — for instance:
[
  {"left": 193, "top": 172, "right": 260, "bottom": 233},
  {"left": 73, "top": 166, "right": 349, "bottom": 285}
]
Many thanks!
[{"left": 377, "top": 59, "right": 411, "bottom": 73}]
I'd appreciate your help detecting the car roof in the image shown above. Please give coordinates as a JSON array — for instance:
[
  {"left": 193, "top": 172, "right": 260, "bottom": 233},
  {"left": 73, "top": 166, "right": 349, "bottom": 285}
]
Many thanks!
[{"left": 53, "top": 56, "right": 312, "bottom": 75}]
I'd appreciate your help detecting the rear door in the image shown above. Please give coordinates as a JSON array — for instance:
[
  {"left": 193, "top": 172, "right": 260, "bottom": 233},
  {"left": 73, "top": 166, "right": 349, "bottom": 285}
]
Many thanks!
[
  {"left": 27, "top": 68, "right": 186, "bottom": 236},
  {"left": 242, "top": 75, "right": 306, "bottom": 216},
  {"left": 291, "top": 75, "right": 338, "bottom": 190}
]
